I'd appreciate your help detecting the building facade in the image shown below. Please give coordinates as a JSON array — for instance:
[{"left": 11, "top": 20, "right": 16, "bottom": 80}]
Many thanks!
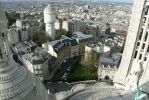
[
  {"left": 22, "top": 47, "right": 51, "bottom": 81},
  {"left": 72, "top": 32, "right": 94, "bottom": 55},
  {"left": 100, "top": 64, "right": 117, "bottom": 81},
  {"left": 68, "top": 19, "right": 86, "bottom": 34}
]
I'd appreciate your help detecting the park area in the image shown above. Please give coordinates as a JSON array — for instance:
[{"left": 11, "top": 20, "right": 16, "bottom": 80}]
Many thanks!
[{"left": 67, "top": 60, "right": 98, "bottom": 82}]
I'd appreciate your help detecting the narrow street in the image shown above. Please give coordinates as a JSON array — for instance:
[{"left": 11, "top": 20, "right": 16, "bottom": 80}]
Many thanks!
[{"left": 50, "top": 56, "right": 80, "bottom": 82}]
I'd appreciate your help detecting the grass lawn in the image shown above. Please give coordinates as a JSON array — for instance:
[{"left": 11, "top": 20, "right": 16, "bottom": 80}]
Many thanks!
[{"left": 67, "top": 60, "right": 98, "bottom": 82}]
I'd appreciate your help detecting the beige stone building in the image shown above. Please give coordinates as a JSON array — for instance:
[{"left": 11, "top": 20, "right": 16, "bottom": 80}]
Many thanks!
[
  {"left": 42, "top": 38, "right": 72, "bottom": 73},
  {"left": 72, "top": 32, "right": 94, "bottom": 55}
]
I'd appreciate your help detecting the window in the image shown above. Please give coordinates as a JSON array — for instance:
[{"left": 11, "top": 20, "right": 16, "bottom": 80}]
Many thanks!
[
  {"left": 139, "top": 54, "right": 142, "bottom": 60},
  {"left": 142, "top": 43, "right": 145, "bottom": 49},
  {"left": 137, "top": 42, "right": 140, "bottom": 46},
  {"left": 144, "top": 32, "right": 148, "bottom": 41},
  {"left": 134, "top": 51, "right": 138, "bottom": 58},
  {"left": 144, "top": 57, "right": 147, "bottom": 61},
  {"left": 147, "top": 46, "right": 149, "bottom": 52},
  {"left": 139, "top": 34, "right": 142, "bottom": 40},
  {"left": 143, "top": 17, "right": 146, "bottom": 23},
  {"left": 145, "top": 6, "right": 149, "bottom": 15},
  {"left": 139, "top": 28, "right": 143, "bottom": 40}
]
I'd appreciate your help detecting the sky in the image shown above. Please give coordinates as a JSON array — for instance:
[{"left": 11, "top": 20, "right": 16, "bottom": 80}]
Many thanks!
[
  {"left": 88, "top": 0, "right": 133, "bottom": 3},
  {"left": 1, "top": 0, "right": 133, "bottom": 3},
  {"left": 107, "top": 0, "right": 133, "bottom": 3}
]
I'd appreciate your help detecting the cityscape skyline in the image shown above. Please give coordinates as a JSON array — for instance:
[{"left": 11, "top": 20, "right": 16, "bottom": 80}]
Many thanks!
[
  {"left": 1, "top": 0, "right": 133, "bottom": 3},
  {"left": 2, "top": 0, "right": 149, "bottom": 99}
]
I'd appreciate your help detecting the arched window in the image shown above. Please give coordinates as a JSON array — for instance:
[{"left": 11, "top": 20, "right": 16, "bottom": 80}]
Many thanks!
[{"left": 105, "top": 75, "right": 110, "bottom": 80}]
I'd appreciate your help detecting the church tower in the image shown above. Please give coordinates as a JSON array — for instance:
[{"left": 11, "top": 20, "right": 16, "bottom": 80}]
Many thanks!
[
  {"left": 114, "top": 0, "right": 149, "bottom": 91},
  {"left": 0, "top": 2, "right": 55, "bottom": 100},
  {"left": 44, "top": 2, "right": 56, "bottom": 40}
]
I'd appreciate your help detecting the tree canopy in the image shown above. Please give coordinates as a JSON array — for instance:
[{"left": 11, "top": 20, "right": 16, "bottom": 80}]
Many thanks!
[
  {"left": 31, "top": 32, "right": 51, "bottom": 46},
  {"left": 5, "top": 12, "right": 20, "bottom": 26},
  {"left": 55, "top": 29, "right": 70, "bottom": 39}
]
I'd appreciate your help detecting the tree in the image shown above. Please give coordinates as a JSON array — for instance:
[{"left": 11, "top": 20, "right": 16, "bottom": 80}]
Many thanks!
[
  {"left": 83, "top": 50, "right": 101, "bottom": 78},
  {"left": 55, "top": 29, "right": 68, "bottom": 39},
  {"left": 84, "top": 50, "right": 100, "bottom": 67},
  {"left": 31, "top": 32, "right": 51, "bottom": 46}
]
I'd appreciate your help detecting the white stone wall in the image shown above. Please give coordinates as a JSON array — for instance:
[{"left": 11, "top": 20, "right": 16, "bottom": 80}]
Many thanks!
[
  {"left": 16, "top": 19, "right": 22, "bottom": 28},
  {"left": 114, "top": 0, "right": 146, "bottom": 86},
  {"left": 62, "top": 21, "right": 68, "bottom": 31},
  {"left": 42, "top": 43, "right": 57, "bottom": 58},
  {"left": 100, "top": 65, "right": 117, "bottom": 81},
  {"left": 103, "top": 45, "right": 111, "bottom": 53},
  {"left": 55, "top": 20, "right": 60, "bottom": 30},
  {"left": 85, "top": 45, "right": 110, "bottom": 54}
]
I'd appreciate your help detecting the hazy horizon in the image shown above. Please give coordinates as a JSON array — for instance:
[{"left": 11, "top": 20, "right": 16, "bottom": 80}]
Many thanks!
[{"left": 1, "top": 0, "right": 133, "bottom": 4}]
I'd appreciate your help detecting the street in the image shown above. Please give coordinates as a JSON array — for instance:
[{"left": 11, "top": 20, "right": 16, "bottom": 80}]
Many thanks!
[{"left": 50, "top": 56, "right": 80, "bottom": 82}]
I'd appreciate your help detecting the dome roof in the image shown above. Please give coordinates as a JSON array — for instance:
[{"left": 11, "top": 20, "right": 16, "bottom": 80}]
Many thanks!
[
  {"left": 44, "top": 4, "right": 55, "bottom": 13},
  {"left": 55, "top": 91, "right": 70, "bottom": 100},
  {"left": 71, "top": 84, "right": 87, "bottom": 92},
  {"left": 0, "top": 57, "right": 54, "bottom": 100}
]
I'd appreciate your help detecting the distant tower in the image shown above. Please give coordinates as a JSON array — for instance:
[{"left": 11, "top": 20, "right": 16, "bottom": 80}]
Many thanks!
[
  {"left": 44, "top": 2, "right": 56, "bottom": 40},
  {"left": 114, "top": 0, "right": 149, "bottom": 91}
]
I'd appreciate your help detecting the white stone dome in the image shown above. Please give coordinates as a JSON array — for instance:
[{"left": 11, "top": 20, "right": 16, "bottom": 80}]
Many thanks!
[
  {"left": 0, "top": 57, "right": 54, "bottom": 100},
  {"left": 71, "top": 84, "right": 87, "bottom": 92},
  {"left": 55, "top": 91, "right": 71, "bottom": 100}
]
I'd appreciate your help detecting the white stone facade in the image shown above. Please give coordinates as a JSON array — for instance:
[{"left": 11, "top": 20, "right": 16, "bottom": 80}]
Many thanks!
[
  {"left": 55, "top": 20, "right": 60, "bottom": 30},
  {"left": 114, "top": 0, "right": 149, "bottom": 91},
  {"left": 42, "top": 42, "right": 58, "bottom": 58},
  {"left": 62, "top": 21, "right": 69, "bottom": 31},
  {"left": 100, "top": 65, "right": 117, "bottom": 81}
]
